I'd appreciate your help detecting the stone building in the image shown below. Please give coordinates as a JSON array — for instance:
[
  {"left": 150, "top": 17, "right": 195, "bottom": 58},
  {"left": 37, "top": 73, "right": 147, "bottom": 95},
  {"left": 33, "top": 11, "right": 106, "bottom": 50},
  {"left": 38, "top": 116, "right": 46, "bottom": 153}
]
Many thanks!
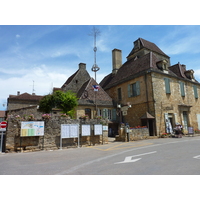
[
  {"left": 55, "top": 63, "right": 116, "bottom": 124},
  {"left": 100, "top": 38, "right": 200, "bottom": 136},
  {"left": 7, "top": 92, "right": 43, "bottom": 111}
]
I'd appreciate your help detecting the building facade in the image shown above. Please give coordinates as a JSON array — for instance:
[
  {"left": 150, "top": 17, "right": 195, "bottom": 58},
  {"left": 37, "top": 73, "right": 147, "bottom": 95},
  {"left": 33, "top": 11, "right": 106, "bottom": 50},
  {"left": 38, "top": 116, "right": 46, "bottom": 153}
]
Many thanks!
[
  {"left": 100, "top": 38, "right": 200, "bottom": 136},
  {"left": 56, "top": 63, "right": 116, "bottom": 124},
  {"left": 7, "top": 92, "right": 43, "bottom": 111}
]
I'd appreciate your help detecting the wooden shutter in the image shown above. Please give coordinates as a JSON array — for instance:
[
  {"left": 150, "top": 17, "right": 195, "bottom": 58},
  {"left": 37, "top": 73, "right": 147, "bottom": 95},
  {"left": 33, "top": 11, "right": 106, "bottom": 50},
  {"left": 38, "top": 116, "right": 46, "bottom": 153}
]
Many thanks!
[
  {"left": 128, "top": 84, "right": 131, "bottom": 97},
  {"left": 180, "top": 81, "right": 185, "bottom": 97},
  {"left": 193, "top": 85, "right": 198, "bottom": 99},
  {"left": 102, "top": 109, "right": 106, "bottom": 118},
  {"left": 112, "top": 109, "right": 117, "bottom": 120},
  {"left": 136, "top": 81, "right": 140, "bottom": 96},
  {"left": 164, "top": 78, "right": 171, "bottom": 94}
]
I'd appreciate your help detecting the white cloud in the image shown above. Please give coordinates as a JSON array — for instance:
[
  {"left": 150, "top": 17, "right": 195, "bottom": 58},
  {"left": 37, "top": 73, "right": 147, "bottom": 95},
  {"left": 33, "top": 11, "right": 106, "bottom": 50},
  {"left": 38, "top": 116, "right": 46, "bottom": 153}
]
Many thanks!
[
  {"left": 97, "top": 39, "right": 110, "bottom": 52},
  {"left": 16, "top": 34, "right": 20, "bottom": 38},
  {"left": 160, "top": 26, "right": 200, "bottom": 55},
  {"left": 0, "top": 65, "right": 74, "bottom": 110}
]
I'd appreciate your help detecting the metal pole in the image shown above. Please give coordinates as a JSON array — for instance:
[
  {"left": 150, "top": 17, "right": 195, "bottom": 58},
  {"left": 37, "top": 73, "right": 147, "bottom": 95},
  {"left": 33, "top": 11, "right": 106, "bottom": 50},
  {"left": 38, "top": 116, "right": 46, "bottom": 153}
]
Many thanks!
[
  {"left": 0, "top": 132, "right": 3, "bottom": 153},
  {"left": 43, "top": 136, "right": 45, "bottom": 150},
  {"left": 60, "top": 135, "right": 62, "bottom": 150},
  {"left": 78, "top": 124, "right": 80, "bottom": 148},
  {"left": 102, "top": 126, "right": 103, "bottom": 145}
]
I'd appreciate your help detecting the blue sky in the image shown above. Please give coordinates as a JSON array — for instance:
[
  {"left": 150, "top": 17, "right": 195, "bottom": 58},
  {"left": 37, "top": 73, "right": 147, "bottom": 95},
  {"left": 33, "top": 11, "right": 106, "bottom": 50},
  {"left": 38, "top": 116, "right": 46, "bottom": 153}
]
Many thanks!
[{"left": 1, "top": 25, "right": 200, "bottom": 110}]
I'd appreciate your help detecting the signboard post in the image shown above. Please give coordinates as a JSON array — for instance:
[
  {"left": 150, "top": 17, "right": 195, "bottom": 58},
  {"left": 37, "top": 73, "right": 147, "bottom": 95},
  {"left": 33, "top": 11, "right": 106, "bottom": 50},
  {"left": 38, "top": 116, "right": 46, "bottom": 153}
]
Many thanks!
[
  {"left": 0, "top": 121, "right": 7, "bottom": 153},
  {"left": 0, "top": 132, "right": 3, "bottom": 153},
  {"left": 94, "top": 124, "right": 103, "bottom": 145}
]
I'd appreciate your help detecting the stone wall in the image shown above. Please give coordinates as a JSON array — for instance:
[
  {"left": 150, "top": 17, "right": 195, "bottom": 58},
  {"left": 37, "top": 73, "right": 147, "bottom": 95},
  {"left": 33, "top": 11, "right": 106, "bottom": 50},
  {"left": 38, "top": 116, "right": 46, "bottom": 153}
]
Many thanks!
[
  {"left": 116, "top": 127, "right": 150, "bottom": 142},
  {"left": 6, "top": 117, "right": 108, "bottom": 152}
]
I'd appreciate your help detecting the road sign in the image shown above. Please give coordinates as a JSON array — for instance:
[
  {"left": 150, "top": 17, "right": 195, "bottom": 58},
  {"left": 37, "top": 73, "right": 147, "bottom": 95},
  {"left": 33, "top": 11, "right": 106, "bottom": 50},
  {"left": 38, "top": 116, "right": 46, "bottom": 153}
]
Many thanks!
[{"left": 0, "top": 121, "right": 7, "bottom": 129}]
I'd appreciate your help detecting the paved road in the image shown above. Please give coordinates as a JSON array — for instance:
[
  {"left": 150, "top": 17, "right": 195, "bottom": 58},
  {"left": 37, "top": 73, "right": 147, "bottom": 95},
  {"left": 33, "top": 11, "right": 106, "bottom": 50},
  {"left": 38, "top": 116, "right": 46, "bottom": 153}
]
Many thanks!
[{"left": 1, "top": 136, "right": 200, "bottom": 175}]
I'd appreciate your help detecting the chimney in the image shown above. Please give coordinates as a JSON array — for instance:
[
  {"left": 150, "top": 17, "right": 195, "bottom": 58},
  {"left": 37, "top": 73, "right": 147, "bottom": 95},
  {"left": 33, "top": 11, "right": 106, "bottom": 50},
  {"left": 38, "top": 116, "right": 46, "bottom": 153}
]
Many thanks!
[
  {"left": 17, "top": 91, "right": 20, "bottom": 96},
  {"left": 112, "top": 49, "right": 122, "bottom": 74},
  {"left": 79, "top": 63, "right": 86, "bottom": 70}
]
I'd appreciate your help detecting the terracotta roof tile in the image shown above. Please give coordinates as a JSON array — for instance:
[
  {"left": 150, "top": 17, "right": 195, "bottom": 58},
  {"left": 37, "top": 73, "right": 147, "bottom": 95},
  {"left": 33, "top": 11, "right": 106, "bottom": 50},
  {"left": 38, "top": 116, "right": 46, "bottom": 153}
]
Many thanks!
[
  {"left": 78, "top": 78, "right": 113, "bottom": 106},
  {"left": 9, "top": 93, "right": 43, "bottom": 101}
]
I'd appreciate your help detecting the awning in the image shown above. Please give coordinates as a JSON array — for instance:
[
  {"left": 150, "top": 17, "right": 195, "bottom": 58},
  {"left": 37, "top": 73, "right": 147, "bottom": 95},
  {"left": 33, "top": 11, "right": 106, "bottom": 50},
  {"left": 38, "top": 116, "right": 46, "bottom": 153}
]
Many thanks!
[{"left": 140, "top": 112, "right": 155, "bottom": 119}]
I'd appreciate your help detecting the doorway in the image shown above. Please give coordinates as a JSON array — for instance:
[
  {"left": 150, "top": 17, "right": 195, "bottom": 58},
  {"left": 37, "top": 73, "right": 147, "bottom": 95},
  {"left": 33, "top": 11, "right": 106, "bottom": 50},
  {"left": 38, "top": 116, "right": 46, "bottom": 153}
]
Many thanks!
[{"left": 183, "top": 111, "right": 189, "bottom": 131}]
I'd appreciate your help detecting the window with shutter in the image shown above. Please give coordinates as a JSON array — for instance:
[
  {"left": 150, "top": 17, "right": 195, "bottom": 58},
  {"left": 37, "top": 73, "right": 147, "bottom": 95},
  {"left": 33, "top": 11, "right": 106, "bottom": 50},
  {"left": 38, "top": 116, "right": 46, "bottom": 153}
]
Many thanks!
[{"left": 128, "top": 82, "right": 140, "bottom": 97}]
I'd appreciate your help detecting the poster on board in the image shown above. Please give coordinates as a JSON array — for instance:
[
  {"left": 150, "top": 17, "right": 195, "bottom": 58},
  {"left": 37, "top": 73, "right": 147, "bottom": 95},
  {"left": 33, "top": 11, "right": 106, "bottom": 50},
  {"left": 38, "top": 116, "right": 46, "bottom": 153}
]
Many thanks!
[
  {"left": 94, "top": 124, "right": 103, "bottom": 135},
  {"left": 81, "top": 125, "right": 91, "bottom": 136},
  {"left": 61, "top": 124, "right": 79, "bottom": 138},
  {"left": 21, "top": 121, "right": 44, "bottom": 137},
  {"left": 61, "top": 124, "right": 70, "bottom": 138}
]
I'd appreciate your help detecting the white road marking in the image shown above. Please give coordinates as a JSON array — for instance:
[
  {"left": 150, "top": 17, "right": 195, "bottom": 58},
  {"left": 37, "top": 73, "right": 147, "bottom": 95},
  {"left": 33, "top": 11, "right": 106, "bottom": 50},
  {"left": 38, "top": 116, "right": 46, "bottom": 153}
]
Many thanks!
[
  {"left": 114, "top": 151, "right": 157, "bottom": 164},
  {"left": 56, "top": 138, "right": 199, "bottom": 174},
  {"left": 193, "top": 155, "right": 200, "bottom": 159}
]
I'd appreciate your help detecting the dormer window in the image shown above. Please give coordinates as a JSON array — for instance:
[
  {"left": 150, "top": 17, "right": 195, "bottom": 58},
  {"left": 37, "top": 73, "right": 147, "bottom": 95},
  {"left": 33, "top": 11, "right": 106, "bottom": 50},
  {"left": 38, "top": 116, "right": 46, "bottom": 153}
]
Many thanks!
[
  {"left": 185, "top": 70, "right": 195, "bottom": 81},
  {"left": 157, "top": 60, "right": 168, "bottom": 73}
]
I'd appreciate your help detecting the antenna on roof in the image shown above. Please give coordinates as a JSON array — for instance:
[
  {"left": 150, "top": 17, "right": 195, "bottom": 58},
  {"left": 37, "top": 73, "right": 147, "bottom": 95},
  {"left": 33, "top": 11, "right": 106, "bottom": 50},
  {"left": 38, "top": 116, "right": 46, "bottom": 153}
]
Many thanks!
[{"left": 30, "top": 80, "right": 35, "bottom": 95}]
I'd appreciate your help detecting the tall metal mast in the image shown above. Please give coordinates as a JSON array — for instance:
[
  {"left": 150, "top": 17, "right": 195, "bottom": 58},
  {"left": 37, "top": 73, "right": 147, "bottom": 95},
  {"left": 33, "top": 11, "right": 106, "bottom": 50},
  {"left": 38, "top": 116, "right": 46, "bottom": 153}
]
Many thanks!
[
  {"left": 89, "top": 27, "right": 100, "bottom": 117},
  {"left": 89, "top": 26, "right": 100, "bottom": 81}
]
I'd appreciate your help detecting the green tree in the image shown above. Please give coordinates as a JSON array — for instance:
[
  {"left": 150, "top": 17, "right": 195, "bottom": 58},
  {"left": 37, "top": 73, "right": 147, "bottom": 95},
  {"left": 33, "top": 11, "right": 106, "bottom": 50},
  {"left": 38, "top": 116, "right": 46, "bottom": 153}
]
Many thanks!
[
  {"left": 38, "top": 94, "right": 53, "bottom": 113},
  {"left": 39, "top": 90, "right": 78, "bottom": 117}
]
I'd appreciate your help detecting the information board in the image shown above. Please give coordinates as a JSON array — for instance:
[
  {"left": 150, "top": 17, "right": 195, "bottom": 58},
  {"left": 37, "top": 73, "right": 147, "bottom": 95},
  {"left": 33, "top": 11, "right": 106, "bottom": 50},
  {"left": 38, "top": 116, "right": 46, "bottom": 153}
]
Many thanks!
[
  {"left": 21, "top": 121, "right": 44, "bottom": 137},
  {"left": 81, "top": 125, "right": 91, "bottom": 136},
  {"left": 94, "top": 124, "right": 103, "bottom": 135},
  {"left": 61, "top": 124, "right": 79, "bottom": 138}
]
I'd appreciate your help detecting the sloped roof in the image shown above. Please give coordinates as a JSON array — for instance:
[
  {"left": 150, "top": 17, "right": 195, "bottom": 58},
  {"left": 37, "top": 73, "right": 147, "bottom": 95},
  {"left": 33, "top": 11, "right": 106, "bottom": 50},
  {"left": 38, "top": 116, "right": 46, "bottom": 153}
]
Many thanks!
[
  {"left": 9, "top": 93, "right": 43, "bottom": 101},
  {"left": 61, "top": 70, "right": 79, "bottom": 89},
  {"left": 104, "top": 52, "right": 154, "bottom": 89},
  {"left": 99, "top": 73, "right": 114, "bottom": 89},
  {"left": 78, "top": 78, "right": 113, "bottom": 106},
  {"left": 169, "top": 63, "right": 187, "bottom": 79},
  {"left": 102, "top": 51, "right": 180, "bottom": 90},
  {"left": 127, "top": 38, "right": 169, "bottom": 59}
]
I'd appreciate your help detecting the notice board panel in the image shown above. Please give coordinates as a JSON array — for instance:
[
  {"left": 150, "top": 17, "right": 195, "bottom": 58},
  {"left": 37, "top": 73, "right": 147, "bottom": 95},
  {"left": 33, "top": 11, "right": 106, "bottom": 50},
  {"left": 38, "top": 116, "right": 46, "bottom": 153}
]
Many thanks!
[
  {"left": 61, "top": 124, "right": 79, "bottom": 138},
  {"left": 94, "top": 124, "right": 103, "bottom": 135},
  {"left": 21, "top": 121, "right": 44, "bottom": 137},
  {"left": 81, "top": 125, "right": 91, "bottom": 136}
]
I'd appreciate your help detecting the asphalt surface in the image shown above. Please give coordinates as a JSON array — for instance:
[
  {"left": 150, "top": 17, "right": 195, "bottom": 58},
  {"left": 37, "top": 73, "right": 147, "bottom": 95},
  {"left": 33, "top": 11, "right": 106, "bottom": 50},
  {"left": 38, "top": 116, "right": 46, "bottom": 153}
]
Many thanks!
[{"left": 1, "top": 136, "right": 200, "bottom": 175}]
